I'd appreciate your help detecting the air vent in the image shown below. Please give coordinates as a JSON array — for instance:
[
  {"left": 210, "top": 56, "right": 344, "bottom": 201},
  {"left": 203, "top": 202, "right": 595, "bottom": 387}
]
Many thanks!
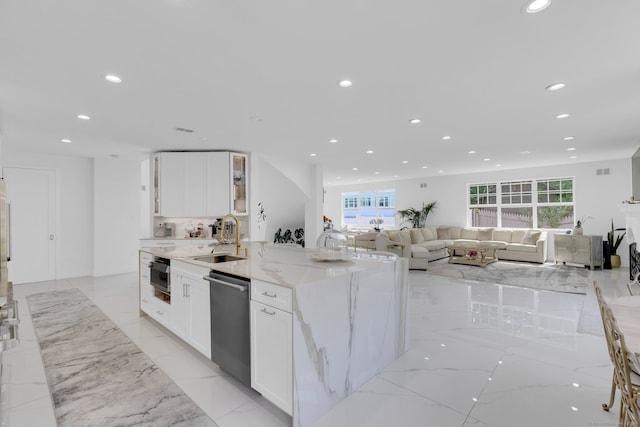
[
  {"left": 420, "top": 183, "right": 428, "bottom": 188},
  {"left": 175, "top": 127, "right": 195, "bottom": 133}
]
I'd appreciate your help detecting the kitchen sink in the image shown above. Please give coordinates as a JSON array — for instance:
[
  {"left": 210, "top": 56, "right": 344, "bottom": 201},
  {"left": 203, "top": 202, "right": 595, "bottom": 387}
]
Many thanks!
[{"left": 189, "top": 254, "right": 246, "bottom": 264}]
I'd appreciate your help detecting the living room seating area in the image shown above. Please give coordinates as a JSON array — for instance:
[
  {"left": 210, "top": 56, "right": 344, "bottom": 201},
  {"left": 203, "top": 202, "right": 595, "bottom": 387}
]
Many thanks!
[{"left": 374, "top": 226, "right": 547, "bottom": 270}]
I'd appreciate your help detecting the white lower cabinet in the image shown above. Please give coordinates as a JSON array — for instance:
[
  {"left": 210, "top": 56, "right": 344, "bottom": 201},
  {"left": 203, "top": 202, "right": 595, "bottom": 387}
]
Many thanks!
[
  {"left": 250, "top": 280, "right": 293, "bottom": 415},
  {"left": 171, "top": 261, "right": 211, "bottom": 358}
]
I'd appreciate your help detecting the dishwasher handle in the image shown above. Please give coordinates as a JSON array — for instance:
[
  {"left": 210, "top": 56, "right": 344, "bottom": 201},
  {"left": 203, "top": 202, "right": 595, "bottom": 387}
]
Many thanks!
[{"left": 203, "top": 276, "right": 248, "bottom": 292}]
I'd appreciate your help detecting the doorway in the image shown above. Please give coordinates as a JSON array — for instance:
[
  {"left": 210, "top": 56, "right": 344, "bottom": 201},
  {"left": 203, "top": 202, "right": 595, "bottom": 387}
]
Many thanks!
[{"left": 2, "top": 167, "right": 56, "bottom": 284}]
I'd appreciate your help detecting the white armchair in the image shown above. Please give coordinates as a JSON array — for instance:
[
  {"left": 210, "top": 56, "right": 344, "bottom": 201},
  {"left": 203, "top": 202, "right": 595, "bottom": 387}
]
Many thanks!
[{"left": 354, "top": 232, "right": 379, "bottom": 251}]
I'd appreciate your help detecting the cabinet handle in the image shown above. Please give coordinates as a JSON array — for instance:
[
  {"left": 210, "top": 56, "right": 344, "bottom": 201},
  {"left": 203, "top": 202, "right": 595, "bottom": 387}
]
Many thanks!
[
  {"left": 261, "top": 308, "right": 276, "bottom": 316},
  {"left": 261, "top": 291, "right": 277, "bottom": 298}
]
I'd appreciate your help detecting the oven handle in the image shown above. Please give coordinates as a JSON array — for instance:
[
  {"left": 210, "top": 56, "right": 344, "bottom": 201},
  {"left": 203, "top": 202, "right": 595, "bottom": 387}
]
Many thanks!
[{"left": 202, "top": 276, "right": 247, "bottom": 292}]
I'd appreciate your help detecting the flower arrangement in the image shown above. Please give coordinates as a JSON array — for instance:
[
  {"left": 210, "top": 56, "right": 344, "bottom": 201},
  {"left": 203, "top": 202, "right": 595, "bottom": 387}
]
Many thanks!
[
  {"left": 575, "top": 215, "right": 594, "bottom": 228},
  {"left": 369, "top": 218, "right": 384, "bottom": 231},
  {"left": 466, "top": 250, "right": 478, "bottom": 259}
]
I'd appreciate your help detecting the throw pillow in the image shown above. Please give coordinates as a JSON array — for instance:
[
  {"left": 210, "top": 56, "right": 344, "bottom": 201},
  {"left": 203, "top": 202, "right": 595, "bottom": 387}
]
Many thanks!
[
  {"left": 410, "top": 229, "right": 425, "bottom": 244},
  {"left": 399, "top": 229, "right": 412, "bottom": 244},
  {"left": 437, "top": 227, "right": 452, "bottom": 240},
  {"left": 520, "top": 230, "right": 541, "bottom": 245},
  {"left": 477, "top": 228, "right": 494, "bottom": 241}
]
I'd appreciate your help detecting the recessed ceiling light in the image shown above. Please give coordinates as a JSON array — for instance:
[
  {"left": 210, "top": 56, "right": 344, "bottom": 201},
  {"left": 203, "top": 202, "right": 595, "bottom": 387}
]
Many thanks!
[
  {"left": 77, "top": 114, "right": 91, "bottom": 120},
  {"left": 409, "top": 118, "right": 421, "bottom": 125},
  {"left": 374, "top": 171, "right": 380, "bottom": 175},
  {"left": 556, "top": 113, "right": 570, "bottom": 119},
  {"left": 104, "top": 74, "right": 122, "bottom": 83},
  {"left": 60, "top": 138, "right": 71, "bottom": 143},
  {"left": 329, "top": 139, "right": 338, "bottom": 144},
  {"left": 567, "top": 147, "right": 576, "bottom": 151},
  {"left": 338, "top": 80, "right": 353, "bottom": 88},
  {"left": 496, "top": 164, "right": 502, "bottom": 167},
  {"left": 571, "top": 407, "right": 579, "bottom": 412},
  {"left": 483, "top": 158, "right": 491, "bottom": 161},
  {"left": 438, "top": 170, "right": 444, "bottom": 174},
  {"left": 393, "top": 175, "right": 399, "bottom": 178},
  {"left": 337, "top": 176, "right": 342, "bottom": 179},
  {"left": 468, "top": 150, "right": 476, "bottom": 154},
  {"left": 310, "top": 153, "right": 317, "bottom": 157},
  {"left": 545, "top": 82, "right": 565, "bottom": 91},
  {"left": 366, "top": 150, "right": 374, "bottom": 154},
  {"left": 442, "top": 135, "right": 451, "bottom": 140},
  {"left": 402, "top": 160, "right": 409, "bottom": 164},
  {"left": 570, "top": 155, "right": 577, "bottom": 159},
  {"left": 572, "top": 383, "right": 580, "bottom": 388},
  {"left": 352, "top": 167, "right": 358, "bottom": 171},
  {"left": 422, "top": 166, "right": 428, "bottom": 169},
  {"left": 523, "top": 0, "right": 551, "bottom": 14},
  {"left": 563, "top": 136, "right": 575, "bottom": 141}
]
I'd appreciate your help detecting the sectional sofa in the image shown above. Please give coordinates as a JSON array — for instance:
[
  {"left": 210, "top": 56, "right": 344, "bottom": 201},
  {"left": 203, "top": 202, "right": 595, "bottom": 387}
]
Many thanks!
[{"left": 375, "top": 226, "right": 547, "bottom": 270}]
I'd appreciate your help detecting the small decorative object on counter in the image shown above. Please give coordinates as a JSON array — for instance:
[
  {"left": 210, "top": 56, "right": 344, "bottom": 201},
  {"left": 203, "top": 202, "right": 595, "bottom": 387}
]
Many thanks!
[
  {"left": 316, "top": 228, "right": 348, "bottom": 252},
  {"left": 465, "top": 250, "right": 478, "bottom": 260}
]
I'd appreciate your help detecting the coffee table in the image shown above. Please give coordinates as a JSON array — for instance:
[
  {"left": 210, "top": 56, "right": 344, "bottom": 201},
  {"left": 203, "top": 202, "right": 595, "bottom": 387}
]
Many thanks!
[{"left": 447, "top": 243, "right": 499, "bottom": 267}]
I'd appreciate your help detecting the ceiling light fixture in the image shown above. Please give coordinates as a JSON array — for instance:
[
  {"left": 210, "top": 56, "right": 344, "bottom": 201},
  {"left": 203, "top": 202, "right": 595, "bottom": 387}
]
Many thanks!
[
  {"left": 570, "top": 156, "right": 577, "bottom": 159},
  {"left": 402, "top": 160, "right": 409, "bottom": 164},
  {"left": 438, "top": 170, "right": 444, "bottom": 174},
  {"left": 104, "top": 74, "right": 122, "bottom": 83},
  {"left": 310, "top": 153, "right": 317, "bottom": 157},
  {"left": 338, "top": 80, "right": 353, "bottom": 88},
  {"left": 393, "top": 175, "right": 399, "bottom": 178},
  {"left": 523, "top": 0, "right": 551, "bottom": 14},
  {"left": 556, "top": 113, "right": 570, "bottom": 119},
  {"left": 468, "top": 150, "right": 476, "bottom": 154},
  {"left": 496, "top": 164, "right": 502, "bottom": 167},
  {"left": 567, "top": 147, "right": 576, "bottom": 151},
  {"left": 60, "top": 139, "right": 71, "bottom": 143},
  {"left": 563, "top": 136, "right": 575, "bottom": 141},
  {"left": 77, "top": 114, "right": 91, "bottom": 120},
  {"left": 374, "top": 171, "right": 380, "bottom": 175},
  {"left": 545, "top": 82, "right": 565, "bottom": 91},
  {"left": 366, "top": 150, "right": 374, "bottom": 154},
  {"left": 483, "top": 158, "right": 491, "bottom": 161},
  {"left": 409, "top": 118, "right": 421, "bottom": 125},
  {"left": 422, "top": 166, "right": 428, "bottom": 169},
  {"left": 352, "top": 167, "right": 358, "bottom": 171},
  {"left": 520, "top": 150, "right": 531, "bottom": 155},
  {"left": 329, "top": 139, "right": 338, "bottom": 144},
  {"left": 442, "top": 135, "right": 451, "bottom": 140}
]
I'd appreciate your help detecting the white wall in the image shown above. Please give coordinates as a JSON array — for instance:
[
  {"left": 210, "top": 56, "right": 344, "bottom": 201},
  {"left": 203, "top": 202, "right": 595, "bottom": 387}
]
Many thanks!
[
  {"left": 93, "top": 157, "right": 143, "bottom": 276},
  {"left": 325, "top": 158, "right": 632, "bottom": 264},
  {"left": 249, "top": 154, "right": 306, "bottom": 244},
  {"left": 2, "top": 149, "right": 94, "bottom": 279}
]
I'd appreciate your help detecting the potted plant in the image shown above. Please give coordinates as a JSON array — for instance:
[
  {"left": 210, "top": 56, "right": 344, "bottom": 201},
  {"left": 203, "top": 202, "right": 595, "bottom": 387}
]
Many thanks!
[
  {"left": 572, "top": 215, "right": 593, "bottom": 235},
  {"left": 607, "top": 220, "right": 626, "bottom": 268},
  {"left": 397, "top": 201, "right": 438, "bottom": 228}
]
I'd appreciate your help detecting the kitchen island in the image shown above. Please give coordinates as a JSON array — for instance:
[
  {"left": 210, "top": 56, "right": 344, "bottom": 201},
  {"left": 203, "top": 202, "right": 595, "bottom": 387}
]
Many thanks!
[{"left": 140, "top": 243, "right": 409, "bottom": 427}]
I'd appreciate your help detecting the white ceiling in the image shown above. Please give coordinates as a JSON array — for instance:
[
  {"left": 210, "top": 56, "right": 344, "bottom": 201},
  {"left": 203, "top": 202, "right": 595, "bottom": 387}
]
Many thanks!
[{"left": 1, "top": 1, "right": 639, "bottom": 186}]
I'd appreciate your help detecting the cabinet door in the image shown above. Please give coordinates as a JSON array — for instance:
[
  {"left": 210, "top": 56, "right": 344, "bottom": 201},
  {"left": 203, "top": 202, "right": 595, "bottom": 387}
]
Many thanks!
[
  {"left": 159, "top": 152, "right": 184, "bottom": 217},
  {"left": 206, "top": 152, "right": 231, "bottom": 216},
  {"left": 187, "top": 276, "right": 211, "bottom": 357},
  {"left": 230, "top": 153, "right": 248, "bottom": 216},
  {"left": 250, "top": 300, "right": 292, "bottom": 415},
  {"left": 171, "top": 273, "right": 190, "bottom": 341},
  {"left": 183, "top": 152, "right": 207, "bottom": 216},
  {"left": 572, "top": 236, "right": 591, "bottom": 264}
]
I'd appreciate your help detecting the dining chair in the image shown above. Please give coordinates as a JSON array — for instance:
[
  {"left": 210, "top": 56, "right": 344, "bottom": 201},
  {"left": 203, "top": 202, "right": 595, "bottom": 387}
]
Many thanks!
[
  {"left": 607, "top": 306, "right": 640, "bottom": 426},
  {"left": 595, "top": 281, "right": 620, "bottom": 411},
  {"left": 626, "top": 272, "right": 640, "bottom": 296}
]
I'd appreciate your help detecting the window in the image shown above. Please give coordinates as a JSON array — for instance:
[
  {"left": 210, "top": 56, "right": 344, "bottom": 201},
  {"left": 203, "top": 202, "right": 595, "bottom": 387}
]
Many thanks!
[
  {"left": 467, "top": 178, "right": 574, "bottom": 229},
  {"left": 342, "top": 190, "right": 396, "bottom": 227}
]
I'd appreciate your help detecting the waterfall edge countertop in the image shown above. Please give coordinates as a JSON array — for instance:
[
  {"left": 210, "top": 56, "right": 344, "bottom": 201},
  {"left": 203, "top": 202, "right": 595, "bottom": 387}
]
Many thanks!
[{"left": 142, "top": 242, "right": 401, "bottom": 289}]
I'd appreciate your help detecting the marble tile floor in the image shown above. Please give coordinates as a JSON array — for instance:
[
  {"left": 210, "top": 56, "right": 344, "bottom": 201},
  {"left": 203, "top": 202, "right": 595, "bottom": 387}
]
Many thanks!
[{"left": 0, "top": 266, "right": 634, "bottom": 427}]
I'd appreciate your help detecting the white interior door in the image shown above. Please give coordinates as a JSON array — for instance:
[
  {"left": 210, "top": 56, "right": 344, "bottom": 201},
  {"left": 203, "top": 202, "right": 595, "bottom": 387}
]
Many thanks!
[{"left": 3, "top": 167, "right": 56, "bottom": 284}]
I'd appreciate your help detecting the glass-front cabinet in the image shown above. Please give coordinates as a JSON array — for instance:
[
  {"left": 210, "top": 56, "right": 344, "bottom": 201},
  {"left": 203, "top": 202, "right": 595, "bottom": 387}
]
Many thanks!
[{"left": 231, "top": 153, "right": 248, "bottom": 216}]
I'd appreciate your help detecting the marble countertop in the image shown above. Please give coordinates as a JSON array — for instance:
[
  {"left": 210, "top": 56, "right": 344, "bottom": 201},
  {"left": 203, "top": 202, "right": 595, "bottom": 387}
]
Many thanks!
[{"left": 142, "top": 243, "right": 399, "bottom": 289}]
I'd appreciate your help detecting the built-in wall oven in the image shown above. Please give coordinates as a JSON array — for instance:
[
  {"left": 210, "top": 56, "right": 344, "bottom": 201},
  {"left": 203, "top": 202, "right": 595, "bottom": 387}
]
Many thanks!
[{"left": 148, "top": 256, "right": 171, "bottom": 295}]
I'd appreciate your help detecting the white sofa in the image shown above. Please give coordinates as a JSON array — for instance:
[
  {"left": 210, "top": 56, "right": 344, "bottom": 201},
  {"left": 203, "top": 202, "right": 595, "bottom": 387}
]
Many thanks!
[{"left": 375, "top": 226, "right": 547, "bottom": 270}]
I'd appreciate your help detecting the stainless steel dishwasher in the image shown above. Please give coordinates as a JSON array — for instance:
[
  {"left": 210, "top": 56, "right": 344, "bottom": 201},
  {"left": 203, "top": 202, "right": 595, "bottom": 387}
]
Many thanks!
[{"left": 204, "top": 270, "right": 251, "bottom": 387}]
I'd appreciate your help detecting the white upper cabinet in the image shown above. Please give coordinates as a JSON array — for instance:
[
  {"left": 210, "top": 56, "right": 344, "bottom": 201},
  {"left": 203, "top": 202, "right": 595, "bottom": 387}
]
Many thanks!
[
  {"left": 231, "top": 153, "right": 248, "bottom": 216},
  {"left": 206, "top": 152, "right": 231, "bottom": 216},
  {"left": 155, "top": 151, "right": 245, "bottom": 217}
]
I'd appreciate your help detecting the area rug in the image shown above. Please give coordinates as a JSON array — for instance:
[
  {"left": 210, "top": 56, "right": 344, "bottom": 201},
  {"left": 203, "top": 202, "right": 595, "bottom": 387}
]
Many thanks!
[
  {"left": 425, "top": 259, "right": 589, "bottom": 294},
  {"left": 26, "top": 288, "right": 217, "bottom": 427}
]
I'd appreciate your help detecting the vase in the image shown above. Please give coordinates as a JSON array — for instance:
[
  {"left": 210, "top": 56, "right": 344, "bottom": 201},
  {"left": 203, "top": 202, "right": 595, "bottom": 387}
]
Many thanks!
[
  {"left": 572, "top": 226, "right": 583, "bottom": 235},
  {"left": 611, "top": 254, "right": 622, "bottom": 268}
]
